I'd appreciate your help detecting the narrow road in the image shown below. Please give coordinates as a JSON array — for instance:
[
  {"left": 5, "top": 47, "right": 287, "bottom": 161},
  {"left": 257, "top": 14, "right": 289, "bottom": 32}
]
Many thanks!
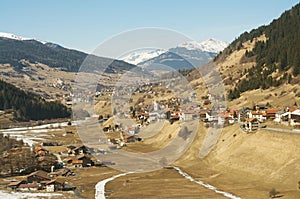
[
  {"left": 263, "top": 127, "right": 300, "bottom": 134},
  {"left": 95, "top": 172, "right": 133, "bottom": 199}
]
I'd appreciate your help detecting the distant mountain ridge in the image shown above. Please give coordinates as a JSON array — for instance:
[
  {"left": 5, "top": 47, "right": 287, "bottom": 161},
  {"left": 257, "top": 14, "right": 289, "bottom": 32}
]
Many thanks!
[
  {"left": 0, "top": 32, "right": 227, "bottom": 73},
  {"left": 0, "top": 32, "right": 136, "bottom": 73},
  {"left": 137, "top": 39, "right": 228, "bottom": 70}
]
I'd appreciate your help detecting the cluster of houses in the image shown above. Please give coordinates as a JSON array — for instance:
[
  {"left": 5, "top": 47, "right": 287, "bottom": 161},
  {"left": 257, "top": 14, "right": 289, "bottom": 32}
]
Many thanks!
[
  {"left": 101, "top": 97, "right": 188, "bottom": 146},
  {"left": 98, "top": 81, "right": 300, "bottom": 143},
  {"left": 6, "top": 144, "right": 104, "bottom": 193},
  {"left": 58, "top": 145, "right": 101, "bottom": 168},
  {"left": 199, "top": 105, "right": 300, "bottom": 132},
  {"left": 128, "top": 97, "right": 196, "bottom": 123},
  {"left": 7, "top": 169, "right": 72, "bottom": 192},
  {"left": 102, "top": 124, "right": 143, "bottom": 148},
  {"left": 197, "top": 105, "right": 300, "bottom": 132},
  {"left": 113, "top": 95, "right": 300, "bottom": 134},
  {"left": 241, "top": 105, "right": 300, "bottom": 131}
]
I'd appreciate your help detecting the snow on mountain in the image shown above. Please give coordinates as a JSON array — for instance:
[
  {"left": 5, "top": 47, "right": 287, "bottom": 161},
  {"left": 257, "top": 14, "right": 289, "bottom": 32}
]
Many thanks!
[
  {"left": 138, "top": 38, "right": 228, "bottom": 70},
  {"left": 177, "top": 40, "right": 202, "bottom": 51},
  {"left": 0, "top": 32, "right": 46, "bottom": 44},
  {"left": 178, "top": 39, "right": 228, "bottom": 53},
  {"left": 200, "top": 39, "right": 228, "bottom": 53},
  {"left": 120, "top": 49, "right": 166, "bottom": 65},
  {"left": 0, "top": 32, "right": 32, "bottom": 41}
]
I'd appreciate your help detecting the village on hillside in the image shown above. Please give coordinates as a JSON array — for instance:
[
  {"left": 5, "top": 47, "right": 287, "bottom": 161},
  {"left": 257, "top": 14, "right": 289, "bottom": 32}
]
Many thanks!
[{"left": 92, "top": 78, "right": 300, "bottom": 152}]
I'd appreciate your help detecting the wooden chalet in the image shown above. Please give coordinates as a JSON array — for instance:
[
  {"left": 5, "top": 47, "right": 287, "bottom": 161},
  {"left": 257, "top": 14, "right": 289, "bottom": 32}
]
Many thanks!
[
  {"left": 45, "top": 178, "right": 66, "bottom": 192},
  {"left": 67, "top": 145, "right": 89, "bottom": 156},
  {"left": 72, "top": 154, "right": 93, "bottom": 168}
]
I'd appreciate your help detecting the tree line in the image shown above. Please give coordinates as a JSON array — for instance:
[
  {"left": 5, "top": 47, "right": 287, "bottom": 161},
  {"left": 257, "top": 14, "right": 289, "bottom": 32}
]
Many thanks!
[
  {"left": 0, "top": 79, "right": 70, "bottom": 121},
  {"left": 223, "top": 3, "right": 300, "bottom": 100}
]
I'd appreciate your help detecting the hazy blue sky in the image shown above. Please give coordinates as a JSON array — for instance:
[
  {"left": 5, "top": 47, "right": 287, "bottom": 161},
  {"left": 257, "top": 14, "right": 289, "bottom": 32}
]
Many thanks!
[{"left": 1, "top": 0, "right": 299, "bottom": 53}]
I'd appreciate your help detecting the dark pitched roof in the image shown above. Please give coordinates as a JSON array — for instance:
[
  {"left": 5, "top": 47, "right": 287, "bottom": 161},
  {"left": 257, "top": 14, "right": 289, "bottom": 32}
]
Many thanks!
[
  {"left": 67, "top": 145, "right": 76, "bottom": 150},
  {"left": 27, "top": 170, "right": 51, "bottom": 180},
  {"left": 49, "top": 168, "right": 70, "bottom": 176},
  {"left": 72, "top": 145, "right": 86, "bottom": 151},
  {"left": 46, "top": 178, "right": 66, "bottom": 185}
]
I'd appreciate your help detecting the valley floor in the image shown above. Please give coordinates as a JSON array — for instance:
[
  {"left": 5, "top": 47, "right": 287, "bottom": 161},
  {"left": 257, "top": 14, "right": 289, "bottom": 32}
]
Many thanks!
[{"left": 2, "top": 121, "right": 300, "bottom": 199}]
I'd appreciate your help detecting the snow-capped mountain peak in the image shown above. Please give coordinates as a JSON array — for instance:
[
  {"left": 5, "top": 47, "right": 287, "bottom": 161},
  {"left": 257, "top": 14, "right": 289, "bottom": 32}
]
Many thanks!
[
  {"left": 0, "top": 32, "right": 32, "bottom": 41},
  {"left": 177, "top": 41, "right": 202, "bottom": 51},
  {"left": 136, "top": 38, "right": 228, "bottom": 70},
  {"left": 200, "top": 38, "right": 228, "bottom": 53},
  {"left": 177, "top": 39, "right": 228, "bottom": 53},
  {"left": 0, "top": 32, "right": 46, "bottom": 44},
  {"left": 120, "top": 49, "right": 167, "bottom": 65}
]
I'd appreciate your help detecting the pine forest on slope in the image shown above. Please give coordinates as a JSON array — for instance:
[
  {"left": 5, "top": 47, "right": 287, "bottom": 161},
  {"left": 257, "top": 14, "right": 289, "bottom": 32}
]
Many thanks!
[
  {"left": 214, "top": 3, "right": 300, "bottom": 100},
  {"left": 0, "top": 79, "right": 70, "bottom": 121}
]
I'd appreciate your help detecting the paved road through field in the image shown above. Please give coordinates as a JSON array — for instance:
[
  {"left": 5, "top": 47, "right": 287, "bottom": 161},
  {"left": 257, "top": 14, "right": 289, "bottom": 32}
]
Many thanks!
[{"left": 263, "top": 127, "right": 300, "bottom": 134}]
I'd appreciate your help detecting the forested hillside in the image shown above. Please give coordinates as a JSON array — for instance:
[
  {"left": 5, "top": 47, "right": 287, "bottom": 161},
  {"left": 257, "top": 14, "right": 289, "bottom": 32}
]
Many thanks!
[
  {"left": 0, "top": 79, "right": 70, "bottom": 121},
  {"left": 215, "top": 3, "right": 300, "bottom": 100}
]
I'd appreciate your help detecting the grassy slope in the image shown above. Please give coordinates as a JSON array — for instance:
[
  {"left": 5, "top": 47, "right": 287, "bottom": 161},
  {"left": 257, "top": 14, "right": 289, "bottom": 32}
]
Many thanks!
[
  {"left": 175, "top": 124, "right": 300, "bottom": 199},
  {"left": 107, "top": 120, "right": 300, "bottom": 199}
]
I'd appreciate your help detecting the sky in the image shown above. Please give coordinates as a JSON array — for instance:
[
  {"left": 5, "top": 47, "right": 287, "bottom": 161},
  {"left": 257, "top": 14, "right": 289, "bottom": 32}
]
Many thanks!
[{"left": 1, "top": 0, "right": 299, "bottom": 53}]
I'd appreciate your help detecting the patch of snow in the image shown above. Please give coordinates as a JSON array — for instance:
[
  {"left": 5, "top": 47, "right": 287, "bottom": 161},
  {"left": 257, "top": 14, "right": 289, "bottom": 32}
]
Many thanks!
[
  {"left": 173, "top": 166, "right": 241, "bottom": 199},
  {"left": 0, "top": 118, "right": 90, "bottom": 146},
  {"left": 0, "top": 122, "right": 69, "bottom": 146},
  {"left": 0, "top": 122, "right": 69, "bottom": 133},
  {"left": 0, "top": 190, "right": 62, "bottom": 199}
]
